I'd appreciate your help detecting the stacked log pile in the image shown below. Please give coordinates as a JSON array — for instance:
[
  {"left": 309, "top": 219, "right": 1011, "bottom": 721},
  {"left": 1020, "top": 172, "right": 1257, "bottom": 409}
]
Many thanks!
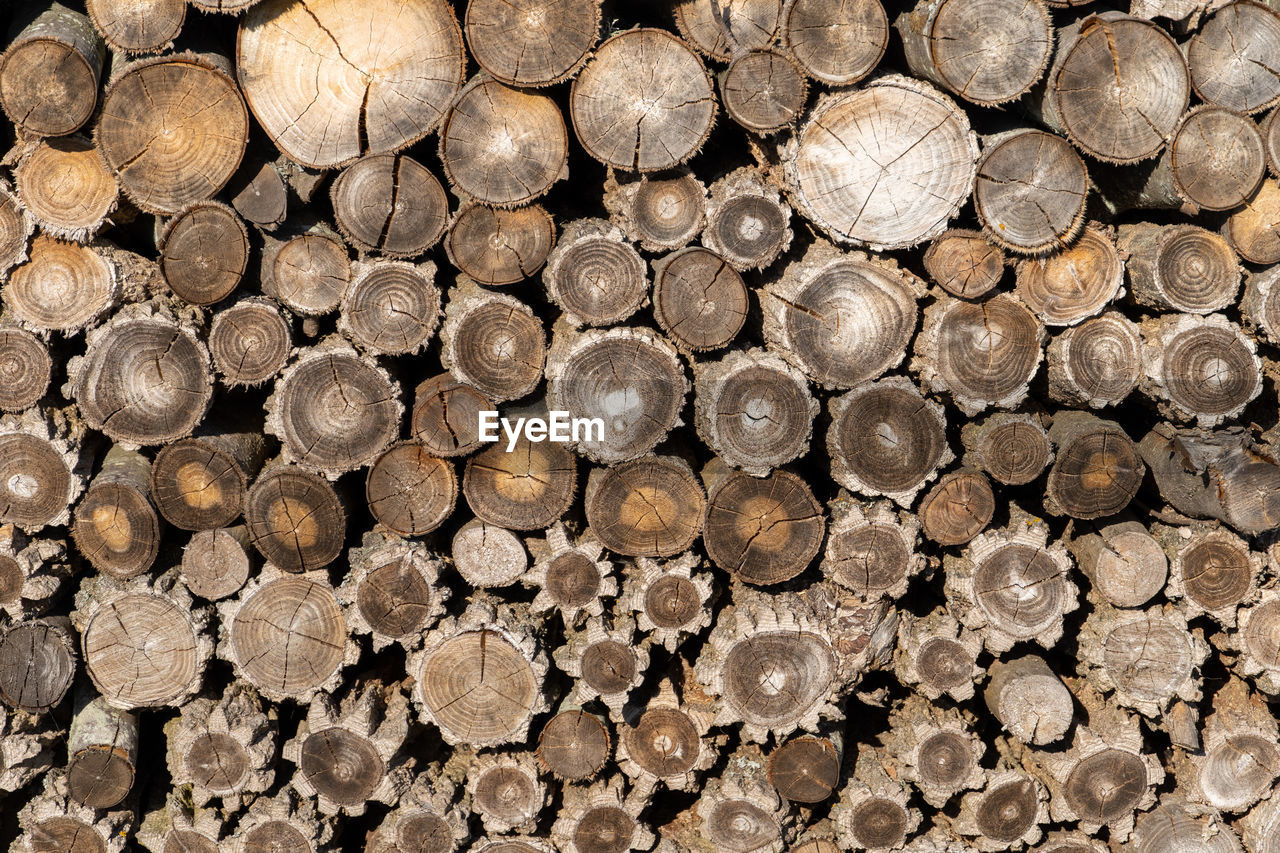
[{"left": 3, "top": 0, "right": 1280, "bottom": 850}]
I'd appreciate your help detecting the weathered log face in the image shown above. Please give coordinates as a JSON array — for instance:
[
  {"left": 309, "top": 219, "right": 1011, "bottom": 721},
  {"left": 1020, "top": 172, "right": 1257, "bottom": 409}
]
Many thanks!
[
  {"left": 464, "top": 0, "right": 599, "bottom": 87},
  {"left": 975, "top": 130, "right": 1087, "bottom": 254},
  {"left": 1188, "top": 1, "right": 1280, "bottom": 115},
  {"left": 721, "top": 49, "right": 808, "bottom": 134},
  {"left": 0, "top": 6, "right": 104, "bottom": 137},
  {"left": 330, "top": 154, "right": 449, "bottom": 258},
  {"left": 245, "top": 465, "right": 345, "bottom": 572},
  {"left": 158, "top": 202, "right": 249, "bottom": 306},
  {"left": 447, "top": 203, "right": 555, "bottom": 286},
  {"left": 782, "top": 0, "right": 888, "bottom": 86}
]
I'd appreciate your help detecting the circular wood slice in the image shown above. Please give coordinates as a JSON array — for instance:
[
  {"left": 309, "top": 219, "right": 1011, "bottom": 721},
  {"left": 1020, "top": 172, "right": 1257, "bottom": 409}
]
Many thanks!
[
  {"left": 967, "top": 415, "right": 1052, "bottom": 486},
  {"left": 623, "top": 706, "right": 702, "bottom": 780},
  {"left": 920, "top": 471, "right": 995, "bottom": 546},
  {"left": 975, "top": 131, "right": 1087, "bottom": 254},
  {"left": 543, "top": 223, "right": 648, "bottom": 327},
  {"left": 353, "top": 553, "right": 441, "bottom": 641},
  {"left": 572, "top": 807, "right": 640, "bottom": 853},
  {"left": 26, "top": 816, "right": 111, "bottom": 853},
  {"left": 0, "top": 186, "right": 31, "bottom": 275},
  {"left": 1048, "top": 313, "right": 1143, "bottom": 408},
  {"left": 245, "top": 466, "right": 345, "bottom": 572},
  {"left": 86, "top": 0, "right": 185, "bottom": 54},
  {"left": 847, "top": 798, "right": 909, "bottom": 849},
  {"left": 298, "top": 728, "right": 383, "bottom": 809},
  {"left": 695, "top": 351, "right": 815, "bottom": 476},
  {"left": 1243, "top": 598, "right": 1280, "bottom": 680},
  {"left": 366, "top": 443, "right": 457, "bottom": 537},
  {"left": 1148, "top": 318, "right": 1261, "bottom": 422},
  {"left": 1121, "top": 224, "right": 1240, "bottom": 314},
  {"left": 585, "top": 457, "right": 706, "bottom": 558},
  {"left": 976, "top": 778, "right": 1040, "bottom": 844},
  {"left": 828, "top": 380, "right": 949, "bottom": 503},
  {"left": 1178, "top": 534, "right": 1255, "bottom": 613},
  {"left": 0, "top": 7, "right": 103, "bottom": 137},
  {"left": 923, "top": 230, "right": 1005, "bottom": 299},
  {"left": 151, "top": 439, "right": 247, "bottom": 531},
  {"left": 98, "top": 55, "right": 248, "bottom": 215},
  {"left": 720, "top": 629, "right": 834, "bottom": 732},
  {"left": 915, "top": 636, "right": 976, "bottom": 695},
  {"left": 653, "top": 248, "right": 748, "bottom": 352},
  {"left": 446, "top": 203, "right": 555, "bottom": 286},
  {"left": 0, "top": 432, "right": 71, "bottom": 531},
  {"left": 825, "top": 513, "right": 914, "bottom": 599},
  {"left": 0, "top": 328, "right": 51, "bottom": 412},
  {"left": 159, "top": 202, "right": 250, "bottom": 306},
  {"left": 83, "top": 593, "right": 200, "bottom": 707},
  {"left": 973, "top": 544, "right": 1073, "bottom": 641},
  {"left": 68, "top": 749, "right": 135, "bottom": 811},
  {"left": 705, "top": 470, "right": 823, "bottom": 585},
  {"left": 443, "top": 292, "right": 545, "bottom": 403},
  {"left": 271, "top": 233, "right": 350, "bottom": 316},
  {"left": 340, "top": 262, "right": 440, "bottom": 356},
  {"left": 925, "top": 294, "right": 1043, "bottom": 412},
  {"left": 1170, "top": 106, "right": 1267, "bottom": 211},
  {"left": 209, "top": 298, "right": 292, "bottom": 387},
  {"left": 418, "top": 629, "right": 540, "bottom": 745},
  {"left": 915, "top": 0, "right": 1052, "bottom": 105},
  {"left": 571, "top": 28, "right": 716, "bottom": 172},
  {"left": 1226, "top": 179, "right": 1280, "bottom": 264},
  {"left": 472, "top": 760, "right": 542, "bottom": 828},
  {"left": 721, "top": 49, "right": 808, "bottom": 134},
  {"left": 240, "top": 821, "right": 311, "bottom": 853},
  {"left": 704, "top": 192, "right": 790, "bottom": 272},
  {"left": 465, "top": 0, "right": 599, "bottom": 86},
  {"left": 1051, "top": 15, "right": 1189, "bottom": 164},
  {"left": 1014, "top": 226, "right": 1123, "bottom": 326},
  {"left": 625, "top": 172, "right": 706, "bottom": 251},
  {"left": 1101, "top": 615, "right": 1194, "bottom": 707},
  {"left": 230, "top": 574, "right": 346, "bottom": 697},
  {"left": 411, "top": 374, "right": 492, "bottom": 458},
  {"left": 74, "top": 317, "right": 211, "bottom": 446},
  {"left": 916, "top": 730, "right": 976, "bottom": 793},
  {"left": 768, "top": 736, "right": 840, "bottom": 803},
  {"left": 1047, "top": 425, "right": 1143, "bottom": 519},
  {"left": 768, "top": 254, "right": 919, "bottom": 389},
  {"left": 184, "top": 731, "right": 250, "bottom": 798},
  {"left": 788, "top": 77, "right": 977, "bottom": 249},
  {"left": 463, "top": 435, "right": 576, "bottom": 531},
  {"left": 0, "top": 620, "right": 75, "bottom": 712},
  {"left": 269, "top": 348, "right": 399, "bottom": 476},
  {"left": 452, "top": 519, "right": 527, "bottom": 588},
  {"left": 238, "top": 0, "right": 465, "bottom": 168},
  {"left": 7, "top": 237, "right": 116, "bottom": 333},
  {"left": 1200, "top": 734, "right": 1280, "bottom": 811},
  {"left": 15, "top": 137, "right": 117, "bottom": 242},
  {"left": 229, "top": 160, "right": 288, "bottom": 229},
  {"left": 547, "top": 328, "right": 685, "bottom": 463},
  {"left": 182, "top": 528, "right": 251, "bottom": 601},
  {"left": 1189, "top": 1, "right": 1280, "bottom": 114},
  {"left": 782, "top": 0, "right": 888, "bottom": 86},
  {"left": 675, "top": 0, "right": 781, "bottom": 59},
  {"left": 331, "top": 154, "right": 449, "bottom": 257},
  {"left": 441, "top": 78, "right": 567, "bottom": 207},
  {"left": 73, "top": 482, "right": 160, "bottom": 581}
]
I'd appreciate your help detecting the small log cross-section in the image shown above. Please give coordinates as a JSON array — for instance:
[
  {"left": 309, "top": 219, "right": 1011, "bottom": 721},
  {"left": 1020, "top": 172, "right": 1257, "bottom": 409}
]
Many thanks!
[
  {"left": 464, "top": 0, "right": 600, "bottom": 87},
  {"left": 1169, "top": 106, "right": 1267, "bottom": 212},
  {"left": 7, "top": 237, "right": 118, "bottom": 333},
  {"left": 71, "top": 447, "right": 158, "bottom": 580},
  {"left": 1068, "top": 518, "right": 1168, "bottom": 608},
  {"left": 542, "top": 219, "right": 648, "bottom": 328},
  {"left": 0, "top": 410, "right": 83, "bottom": 534},
  {"left": 464, "top": 425, "right": 576, "bottom": 531},
  {"left": 163, "top": 680, "right": 276, "bottom": 808},
  {"left": 973, "top": 129, "right": 1088, "bottom": 255},
  {"left": 1048, "top": 312, "right": 1144, "bottom": 408},
  {"left": 337, "top": 532, "right": 448, "bottom": 650},
  {"left": 446, "top": 202, "right": 556, "bottom": 287},
  {"left": 158, "top": 202, "right": 249, "bottom": 306},
  {"left": 603, "top": 169, "right": 706, "bottom": 253},
  {"left": 523, "top": 524, "right": 617, "bottom": 627},
  {"left": 584, "top": 455, "right": 706, "bottom": 558},
  {"left": 781, "top": 0, "right": 888, "bottom": 87},
  {"left": 1119, "top": 223, "right": 1240, "bottom": 315},
  {"left": 208, "top": 297, "right": 292, "bottom": 387},
  {"left": 263, "top": 229, "right": 350, "bottom": 317},
  {"left": 237, "top": 0, "right": 465, "bottom": 169},
  {"left": 0, "top": 327, "right": 50, "bottom": 413},
  {"left": 652, "top": 247, "right": 748, "bottom": 353},
  {"left": 467, "top": 752, "right": 547, "bottom": 834},
  {"left": 785, "top": 75, "right": 978, "bottom": 250},
  {"left": 440, "top": 284, "right": 546, "bottom": 403},
  {"left": 721, "top": 49, "right": 808, "bottom": 135},
  {"left": 570, "top": 28, "right": 716, "bottom": 172},
  {"left": 1014, "top": 226, "right": 1124, "bottom": 326},
  {"left": 452, "top": 518, "right": 528, "bottom": 588},
  {"left": 411, "top": 373, "right": 492, "bottom": 458},
  {"left": 0, "top": 617, "right": 77, "bottom": 713},
  {"left": 0, "top": 4, "right": 104, "bottom": 137},
  {"left": 703, "top": 468, "right": 824, "bottom": 586},
  {"left": 244, "top": 463, "right": 346, "bottom": 573},
  {"left": 1044, "top": 411, "right": 1146, "bottom": 520},
  {"left": 151, "top": 431, "right": 263, "bottom": 531},
  {"left": 65, "top": 688, "right": 138, "bottom": 809},
  {"left": 1141, "top": 313, "right": 1262, "bottom": 426},
  {"left": 923, "top": 229, "right": 1005, "bottom": 300},
  {"left": 823, "top": 499, "right": 923, "bottom": 601},
  {"left": 366, "top": 442, "right": 457, "bottom": 538},
  {"left": 1187, "top": 1, "right": 1280, "bottom": 114},
  {"left": 702, "top": 168, "right": 793, "bottom": 272},
  {"left": 619, "top": 552, "right": 713, "bottom": 651},
  {"left": 330, "top": 153, "right": 449, "bottom": 258},
  {"left": 14, "top": 137, "right": 118, "bottom": 243},
  {"left": 983, "top": 656, "right": 1074, "bottom": 745},
  {"left": 338, "top": 260, "right": 440, "bottom": 357},
  {"left": 538, "top": 707, "right": 612, "bottom": 783}
]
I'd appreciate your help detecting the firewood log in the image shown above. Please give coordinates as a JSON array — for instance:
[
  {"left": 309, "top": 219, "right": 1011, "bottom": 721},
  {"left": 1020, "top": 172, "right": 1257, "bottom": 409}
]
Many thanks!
[
  {"left": 163, "top": 680, "right": 276, "bottom": 808},
  {"left": 16, "top": 770, "right": 133, "bottom": 853},
  {"left": 673, "top": 0, "right": 781, "bottom": 59},
  {"left": 1043, "top": 410, "right": 1145, "bottom": 520},
  {"left": 720, "top": 49, "right": 808, "bottom": 135},
  {"left": 0, "top": 4, "right": 105, "bottom": 137},
  {"left": 227, "top": 157, "right": 287, "bottom": 229},
  {"left": 260, "top": 224, "right": 350, "bottom": 317},
  {"left": 1181, "top": 677, "right": 1279, "bottom": 814},
  {"left": 465, "top": 751, "right": 547, "bottom": 834},
  {"left": 1035, "top": 13, "right": 1189, "bottom": 165},
  {"left": 693, "top": 744, "right": 793, "bottom": 853},
  {"left": 552, "top": 775, "right": 653, "bottom": 853},
  {"left": 767, "top": 727, "right": 843, "bottom": 804},
  {"left": 1066, "top": 516, "right": 1168, "bottom": 608},
  {"left": 157, "top": 201, "right": 249, "bottom": 306},
  {"left": 1120, "top": 223, "right": 1241, "bottom": 314},
  {"left": 570, "top": 28, "right": 716, "bottom": 172},
  {"left": 618, "top": 552, "right": 713, "bottom": 652},
  {"left": 914, "top": 293, "right": 1044, "bottom": 415},
  {"left": 227, "top": 788, "right": 333, "bottom": 853},
  {"left": 440, "top": 282, "right": 546, "bottom": 403},
  {"left": 971, "top": 130, "right": 1087, "bottom": 255},
  {"left": 1130, "top": 798, "right": 1244, "bottom": 853},
  {"left": 0, "top": 707, "right": 55, "bottom": 793},
  {"left": 953, "top": 769, "right": 1049, "bottom": 852},
  {"left": 919, "top": 470, "right": 994, "bottom": 547},
  {"left": 365, "top": 442, "right": 457, "bottom": 538},
  {"left": 463, "top": 0, "right": 599, "bottom": 87},
  {"left": 537, "top": 704, "right": 612, "bottom": 783},
  {"left": 1224, "top": 178, "right": 1280, "bottom": 264},
  {"left": 0, "top": 180, "right": 34, "bottom": 274},
  {"left": 546, "top": 327, "right": 687, "bottom": 463},
  {"left": 827, "top": 377, "right": 951, "bottom": 506},
  {"left": 410, "top": 373, "right": 491, "bottom": 458},
  {"left": 0, "top": 408, "right": 84, "bottom": 533},
  {"left": 65, "top": 686, "right": 138, "bottom": 808},
  {"left": 821, "top": 498, "right": 923, "bottom": 600},
  {"left": 1047, "top": 313, "right": 1143, "bottom": 409},
  {"left": 784, "top": 75, "right": 978, "bottom": 250},
  {"left": 1159, "top": 523, "right": 1261, "bottom": 628},
  {"left": 367, "top": 774, "right": 470, "bottom": 853},
  {"left": 1242, "top": 263, "right": 1280, "bottom": 345},
  {"left": 440, "top": 78, "right": 568, "bottom": 208},
  {"left": 896, "top": 0, "right": 1053, "bottom": 107},
  {"left": 337, "top": 259, "right": 440, "bottom": 356},
  {"left": 329, "top": 153, "right": 449, "bottom": 258},
  {"left": 445, "top": 202, "right": 555, "bottom": 287},
  {"left": 542, "top": 219, "right": 648, "bottom": 328},
  {"left": 923, "top": 229, "right": 1005, "bottom": 300},
  {"left": 282, "top": 682, "right": 412, "bottom": 816},
  {"left": 944, "top": 509, "right": 1077, "bottom": 653},
  {"left": 702, "top": 464, "right": 824, "bottom": 586},
  {"left": 13, "top": 136, "right": 118, "bottom": 242},
  {"left": 554, "top": 616, "right": 649, "bottom": 719},
  {"left": 652, "top": 247, "right": 748, "bottom": 353},
  {"left": 336, "top": 531, "right": 448, "bottom": 650},
  {"left": 243, "top": 462, "right": 346, "bottom": 572},
  {"left": 150, "top": 429, "right": 264, "bottom": 531},
  {"left": 7, "top": 236, "right": 118, "bottom": 333},
  {"left": 207, "top": 297, "right": 291, "bottom": 388},
  {"left": 1139, "top": 313, "right": 1261, "bottom": 426},
  {"left": 451, "top": 518, "right": 528, "bottom": 588},
  {"left": 961, "top": 412, "right": 1053, "bottom": 487},
  {"left": 74, "top": 572, "right": 212, "bottom": 709},
  {"left": 1187, "top": 1, "right": 1280, "bottom": 114},
  {"left": 135, "top": 795, "right": 224, "bottom": 853},
  {"left": 584, "top": 455, "right": 706, "bottom": 558},
  {"left": 617, "top": 676, "right": 718, "bottom": 797},
  {"left": 602, "top": 168, "right": 707, "bottom": 253},
  {"left": 780, "top": 0, "right": 888, "bottom": 86},
  {"left": 522, "top": 524, "right": 616, "bottom": 627},
  {"left": 463, "top": 415, "right": 576, "bottom": 531},
  {"left": 236, "top": 0, "right": 465, "bottom": 169},
  {"left": 894, "top": 608, "right": 985, "bottom": 702},
  {"left": 0, "top": 616, "right": 76, "bottom": 712},
  {"left": 1234, "top": 587, "right": 1280, "bottom": 694},
  {"left": 702, "top": 167, "right": 793, "bottom": 272},
  {"left": 983, "top": 656, "right": 1074, "bottom": 746},
  {"left": 1169, "top": 106, "right": 1268, "bottom": 212},
  {"left": 407, "top": 597, "right": 549, "bottom": 747},
  {"left": 763, "top": 242, "right": 924, "bottom": 389},
  {"left": 84, "top": 0, "right": 183, "bottom": 54},
  {"left": 886, "top": 696, "right": 986, "bottom": 809},
  {"left": 1014, "top": 225, "right": 1124, "bottom": 326}
]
